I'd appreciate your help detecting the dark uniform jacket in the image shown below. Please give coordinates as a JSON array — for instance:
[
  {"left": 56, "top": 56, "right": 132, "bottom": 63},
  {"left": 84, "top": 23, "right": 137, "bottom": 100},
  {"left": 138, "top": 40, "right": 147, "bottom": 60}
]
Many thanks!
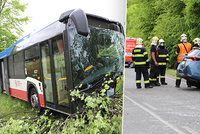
[
  {"left": 156, "top": 46, "right": 169, "bottom": 66},
  {"left": 132, "top": 46, "right": 149, "bottom": 68},
  {"left": 150, "top": 45, "right": 157, "bottom": 66}
]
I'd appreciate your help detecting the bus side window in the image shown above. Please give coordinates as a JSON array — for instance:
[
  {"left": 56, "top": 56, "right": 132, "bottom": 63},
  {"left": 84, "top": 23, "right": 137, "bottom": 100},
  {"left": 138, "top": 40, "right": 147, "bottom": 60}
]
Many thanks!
[
  {"left": 24, "top": 46, "right": 41, "bottom": 80},
  {"left": 13, "top": 51, "right": 25, "bottom": 78},
  {"left": 8, "top": 56, "right": 14, "bottom": 78},
  {"left": 25, "top": 58, "right": 41, "bottom": 80}
]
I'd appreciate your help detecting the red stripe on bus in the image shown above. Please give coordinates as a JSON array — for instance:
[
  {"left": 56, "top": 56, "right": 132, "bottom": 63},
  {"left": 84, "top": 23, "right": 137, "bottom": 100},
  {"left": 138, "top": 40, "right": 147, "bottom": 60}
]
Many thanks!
[
  {"left": 39, "top": 94, "right": 45, "bottom": 107},
  {"left": 10, "top": 88, "right": 28, "bottom": 101},
  {"left": 10, "top": 88, "right": 45, "bottom": 108}
]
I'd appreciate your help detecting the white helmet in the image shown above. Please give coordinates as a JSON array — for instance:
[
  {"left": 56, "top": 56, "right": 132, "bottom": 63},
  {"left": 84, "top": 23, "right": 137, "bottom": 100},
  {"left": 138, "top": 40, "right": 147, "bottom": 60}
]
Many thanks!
[
  {"left": 136, "top": 38, "right": 143, "bottom": 45},
  {"left": 159, "top": 39, "right": 165, "bottom": 46},
  {"left": 181, "top": 33, "right": 187, "bottom": 38},
  {"left": 193, "top": 38, "right": 200, "bottom": 44},
  {"left": 159, "top": 39, "right": 165, "bottom": 43},
  {"left": 180, "top": 33, "right": 187, "bottom": 42}
]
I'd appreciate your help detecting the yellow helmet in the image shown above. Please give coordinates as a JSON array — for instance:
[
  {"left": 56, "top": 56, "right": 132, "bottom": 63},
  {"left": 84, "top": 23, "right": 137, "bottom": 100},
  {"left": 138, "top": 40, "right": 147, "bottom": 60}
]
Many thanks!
[
  {"left": 152, "top": 36, "right": 159, "bottom": 42},
  {"left": 136, "top": 38, "right": 143, "bottom": 45}
]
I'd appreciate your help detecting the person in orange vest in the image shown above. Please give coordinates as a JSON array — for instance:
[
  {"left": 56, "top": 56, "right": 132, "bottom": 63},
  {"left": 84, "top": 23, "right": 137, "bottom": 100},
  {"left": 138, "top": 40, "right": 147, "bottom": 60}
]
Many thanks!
[{"left": 175, "top": 33, "right": 192, "bottom": 87}]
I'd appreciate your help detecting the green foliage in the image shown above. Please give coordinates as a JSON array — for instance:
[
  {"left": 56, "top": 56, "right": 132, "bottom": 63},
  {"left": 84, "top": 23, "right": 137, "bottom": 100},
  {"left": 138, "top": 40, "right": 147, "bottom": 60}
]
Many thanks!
[
  {"left": 166, "top": 69, "right": 176, "bottom": 77},
  {"left": 0, "top": 94, "right": 35, "bottom": 119},
  {"left": 0, "top": 78, "right": 123, "bottom": 133},
  {"left": 0, "top": 0, "right": 29, "bottom": 51},
  {"left": 127, "top": 0, "right": 200, "bottom": 67},
  {"left": 184, "top": 0, "right": 200, "bottom": 38}
]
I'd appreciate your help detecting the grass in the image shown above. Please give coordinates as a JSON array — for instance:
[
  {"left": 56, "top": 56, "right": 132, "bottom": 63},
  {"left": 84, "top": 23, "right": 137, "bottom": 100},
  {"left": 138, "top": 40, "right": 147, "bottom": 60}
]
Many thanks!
[
  {"left": 166, "top": 68, "right": 176, "bottom": 77},
  {"left": 0, "top": 93, "right": 36, "bottom": 120}
]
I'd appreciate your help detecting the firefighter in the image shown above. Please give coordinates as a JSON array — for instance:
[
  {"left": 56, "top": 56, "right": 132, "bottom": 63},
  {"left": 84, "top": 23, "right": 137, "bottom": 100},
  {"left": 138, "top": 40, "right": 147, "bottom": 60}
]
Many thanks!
[
  {"left": 157, "top": 39, "right": 169, "bottom": 85},
  {"left": 192, "top": 38, "right": 200, "bottom": 49},
  {"left": 132, "top": 38, "right": 153, "bottom": 89},
  {"left": 176, "top": 33, "right": 192, "bottom": 87},
  {"left": 149, "top": 36, "right": 160, "bottom": 86}
]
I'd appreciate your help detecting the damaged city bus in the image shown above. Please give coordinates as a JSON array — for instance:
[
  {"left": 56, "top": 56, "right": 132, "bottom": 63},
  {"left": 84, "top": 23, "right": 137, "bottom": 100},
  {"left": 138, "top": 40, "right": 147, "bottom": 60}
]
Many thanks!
[{"left": 0, "top": 9, "right": 124, "bottom": 114}]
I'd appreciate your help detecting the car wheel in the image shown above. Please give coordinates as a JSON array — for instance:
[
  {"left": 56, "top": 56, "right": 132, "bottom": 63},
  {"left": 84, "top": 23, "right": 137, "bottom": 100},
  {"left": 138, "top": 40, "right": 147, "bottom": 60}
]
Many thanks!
[
  {"left": 30, "top": 88, "right": 41, "bottom": 112},
  {"left": 196, "top": 84, "right": 200, "bottom": 89}
]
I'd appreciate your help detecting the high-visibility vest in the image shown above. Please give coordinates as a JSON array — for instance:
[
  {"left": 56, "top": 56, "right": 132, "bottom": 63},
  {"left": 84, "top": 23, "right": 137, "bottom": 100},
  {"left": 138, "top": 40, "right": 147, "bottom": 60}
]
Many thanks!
[{"left": 177, "top": 42, "right": 192, "bottom": 63}]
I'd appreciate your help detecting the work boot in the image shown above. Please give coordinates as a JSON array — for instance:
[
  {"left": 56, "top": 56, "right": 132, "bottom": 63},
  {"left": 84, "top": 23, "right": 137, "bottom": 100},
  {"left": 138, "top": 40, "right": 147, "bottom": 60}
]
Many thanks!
[
  {"left": 145, "top": 85, "right": 153, "bottom": 88},
  {"left": 150, "top": 82, "right": 155, "bottom": 87},
  {"left": 154, "top": 82, "right": 161, "bottom": 86},
  {"left": 161, "top": 82, "right": 168, "bottom": 85},
  {"left": 175, "top": 85, "right": 180, "bottom": 88},
  {"left": 137, "top": 86, "right": 142, "bottom": 89}
]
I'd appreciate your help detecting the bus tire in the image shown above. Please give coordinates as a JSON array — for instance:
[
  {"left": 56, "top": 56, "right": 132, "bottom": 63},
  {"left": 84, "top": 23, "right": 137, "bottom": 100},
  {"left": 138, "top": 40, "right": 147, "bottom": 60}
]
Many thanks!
[{"left": 30, "top": 88, "right": 41, "bottom": 112}]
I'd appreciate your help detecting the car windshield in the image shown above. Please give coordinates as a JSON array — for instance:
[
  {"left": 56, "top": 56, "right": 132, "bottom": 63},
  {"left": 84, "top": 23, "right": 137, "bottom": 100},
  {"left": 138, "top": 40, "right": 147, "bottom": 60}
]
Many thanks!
[{"left": 70, "top": 26, "right": 124, "bottom": 88}]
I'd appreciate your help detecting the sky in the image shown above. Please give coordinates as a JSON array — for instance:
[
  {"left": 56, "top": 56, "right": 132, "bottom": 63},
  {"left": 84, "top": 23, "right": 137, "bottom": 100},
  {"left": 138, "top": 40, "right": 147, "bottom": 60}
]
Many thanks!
[{"left": 22, "top": 0, "right": 127, "bottom": 36}]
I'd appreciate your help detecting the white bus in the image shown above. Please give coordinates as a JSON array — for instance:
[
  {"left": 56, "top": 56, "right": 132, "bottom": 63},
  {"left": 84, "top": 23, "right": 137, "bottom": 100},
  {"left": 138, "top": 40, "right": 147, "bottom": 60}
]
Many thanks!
[{"left": 0, "top": 9, "right": 124, "bottom": 114}]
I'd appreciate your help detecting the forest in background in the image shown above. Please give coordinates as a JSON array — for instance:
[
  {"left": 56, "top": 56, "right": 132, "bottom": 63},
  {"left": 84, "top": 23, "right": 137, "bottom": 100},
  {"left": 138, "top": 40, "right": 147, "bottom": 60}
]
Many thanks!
[
  {"left": 127, "top": 0, "right": 200, "bottom": 67},
  {"left": 0, "top": 0, "right": 29, "bottom": 51}
]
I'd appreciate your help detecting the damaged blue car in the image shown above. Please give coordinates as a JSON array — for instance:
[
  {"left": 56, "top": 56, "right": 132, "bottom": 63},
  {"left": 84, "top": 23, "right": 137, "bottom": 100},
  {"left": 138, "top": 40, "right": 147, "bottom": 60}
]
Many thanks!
[{"left": 177, "top": 48, "right": 200, "bottom": 88}]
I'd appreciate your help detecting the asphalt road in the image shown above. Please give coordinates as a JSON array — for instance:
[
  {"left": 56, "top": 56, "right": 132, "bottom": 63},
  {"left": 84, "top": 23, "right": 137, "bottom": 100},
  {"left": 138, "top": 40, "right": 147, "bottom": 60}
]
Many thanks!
[{"left": 123, "top": 68, "right": 200, "bottom": 134}]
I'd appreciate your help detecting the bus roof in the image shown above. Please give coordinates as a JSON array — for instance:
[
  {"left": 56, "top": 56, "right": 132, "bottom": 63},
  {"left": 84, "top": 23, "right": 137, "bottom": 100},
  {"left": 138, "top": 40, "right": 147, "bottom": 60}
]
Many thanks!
[
  {"left": 0, "top": 9, "right": 123, "bottom": 59},
  {"left": 0, "top": 20, "right": 65, "bottom": 59},
  {"left": 0, "top": 34, "right": 31, "bottom": 59}
]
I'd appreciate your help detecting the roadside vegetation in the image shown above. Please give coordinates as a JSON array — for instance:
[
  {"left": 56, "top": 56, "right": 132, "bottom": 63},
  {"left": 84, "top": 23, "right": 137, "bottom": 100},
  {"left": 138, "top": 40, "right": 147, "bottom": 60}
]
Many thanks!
[
  {"left": 0, "top": 76, "right": 123, "bottom": 133},
  {"left": 0, "top": 94, "right": 35, "bottom": 120},
  {"left": 0, "top": 0, "right": 29, "bottom": 51},
  {"left": 127, "top": 0, "right": 200, "bottom": 67},
  {"left": 166, "top": 69, "right": 176, "bottom": 77}
]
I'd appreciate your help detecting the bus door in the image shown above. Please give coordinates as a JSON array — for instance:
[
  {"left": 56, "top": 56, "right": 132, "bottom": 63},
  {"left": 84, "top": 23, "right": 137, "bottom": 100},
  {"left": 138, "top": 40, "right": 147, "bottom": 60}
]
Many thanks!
[
  {"left": 40, "top": 41, "right": 55, "bottom": 108},
  {"left": 51, "top": 35, "right": 70, "bottom": 112},
  {"left": 40, "top": 35, "right": 70, "bottom": 113}
]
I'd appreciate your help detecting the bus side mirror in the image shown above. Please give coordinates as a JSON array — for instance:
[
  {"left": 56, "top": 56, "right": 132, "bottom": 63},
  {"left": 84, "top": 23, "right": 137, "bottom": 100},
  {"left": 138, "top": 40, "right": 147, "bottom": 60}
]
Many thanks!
[
  {"left": 69, "top": 9, "right": 90, "bottom": 37},
  {"left": 59, "top": 9, "right": 90, "bottom": 37}
]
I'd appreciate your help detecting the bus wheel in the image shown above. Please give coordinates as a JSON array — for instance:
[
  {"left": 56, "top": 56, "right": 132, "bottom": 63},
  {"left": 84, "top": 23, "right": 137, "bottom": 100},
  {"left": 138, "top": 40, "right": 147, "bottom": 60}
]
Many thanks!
[{"left": 30, "top": 88, "right": 41, "bottom": 111}]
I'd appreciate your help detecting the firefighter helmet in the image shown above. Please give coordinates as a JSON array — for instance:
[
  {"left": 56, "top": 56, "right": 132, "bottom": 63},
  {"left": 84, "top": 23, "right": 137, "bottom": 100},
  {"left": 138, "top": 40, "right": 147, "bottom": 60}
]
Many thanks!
[
  {"left": 158, "top": 39, "right": 165, "bottom": 46},
  {"left": 152, "top": 36, "right": 159, "bottom": 42},
  {"left": 159, "top": 39, "right": 165, "bottom": 43},
  {"left": 136, "top": 38, "right": 143, "bottom": 45},
  {"left": 180, "top": 34, "right": 187, "bottom": 42},
  {"left": 193, "top": 38, "right": 200, "bottom": 44},
  {"left": 181, "top": 33, "right": 187, "bottom": 38}
]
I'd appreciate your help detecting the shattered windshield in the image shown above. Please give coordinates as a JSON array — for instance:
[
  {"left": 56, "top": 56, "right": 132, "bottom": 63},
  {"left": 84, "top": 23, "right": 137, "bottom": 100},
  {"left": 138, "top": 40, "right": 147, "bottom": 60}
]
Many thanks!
[{"left": 70, "top": 27, "right": 124, "bottom": 88}]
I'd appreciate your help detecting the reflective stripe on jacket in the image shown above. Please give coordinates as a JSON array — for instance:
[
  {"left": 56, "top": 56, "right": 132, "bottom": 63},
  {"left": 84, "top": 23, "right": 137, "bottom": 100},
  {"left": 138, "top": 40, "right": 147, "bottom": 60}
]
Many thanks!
[
  {"left": 177, "top": 42, "right": 192, "bottom": 63},
  {"left": 132, "top": 47, "right": 149, "bottom": 67},
  {"left": 156, "top": 46, "right": 169, "bottom": 66}
]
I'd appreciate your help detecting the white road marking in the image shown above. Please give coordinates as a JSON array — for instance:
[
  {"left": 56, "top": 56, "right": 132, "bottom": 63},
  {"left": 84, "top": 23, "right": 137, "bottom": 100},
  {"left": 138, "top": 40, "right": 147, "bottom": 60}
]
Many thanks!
[
  {"left": 182, "top": 126, "right": 198, "bottom": 134},
  {"left": 143, "top": 102, "right": 157, "bottom": 110},
  {"left": 125, "top": 95, "right": 186, "bottom": 134}
]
